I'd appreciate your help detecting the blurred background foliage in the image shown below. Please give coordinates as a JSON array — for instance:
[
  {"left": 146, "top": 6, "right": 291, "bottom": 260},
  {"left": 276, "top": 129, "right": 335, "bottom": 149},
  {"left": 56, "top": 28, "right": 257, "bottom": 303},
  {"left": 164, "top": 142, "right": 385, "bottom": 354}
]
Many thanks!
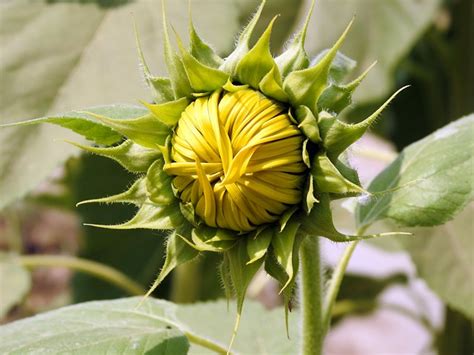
[{"left": 0, "top": 0, "right": 472, "bottom": 353}]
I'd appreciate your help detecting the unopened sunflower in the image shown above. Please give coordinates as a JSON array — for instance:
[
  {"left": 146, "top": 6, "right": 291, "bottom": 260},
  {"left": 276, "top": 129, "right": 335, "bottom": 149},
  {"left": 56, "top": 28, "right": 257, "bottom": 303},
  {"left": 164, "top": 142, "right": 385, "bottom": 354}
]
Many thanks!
[{"left": 6, "top": 0, "right": 405, "bottom": 341}]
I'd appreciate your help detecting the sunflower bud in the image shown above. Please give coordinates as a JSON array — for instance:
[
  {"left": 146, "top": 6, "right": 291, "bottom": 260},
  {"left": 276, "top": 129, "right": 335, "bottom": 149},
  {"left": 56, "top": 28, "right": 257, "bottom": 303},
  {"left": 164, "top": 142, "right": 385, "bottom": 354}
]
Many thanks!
[
  {"left": 3, "top": 0, "right": 407, "bottom": 345},
  {"left": 166, "top": 88, "right": 305, "bottom": 232}
]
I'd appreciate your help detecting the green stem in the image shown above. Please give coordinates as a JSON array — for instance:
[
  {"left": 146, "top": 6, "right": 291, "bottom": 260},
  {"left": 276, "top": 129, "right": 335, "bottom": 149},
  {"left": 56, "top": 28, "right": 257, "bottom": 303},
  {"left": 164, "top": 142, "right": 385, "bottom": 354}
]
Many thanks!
[
  {"left": 185, "top": 330, "right": 228, "bottom": 355},
  {"left": 170, "top": 259, "right": 201, "bottom": 303},
  {"left": 300, "top": 236, "right": 323, "bottom": 355},
  {"left": 322, "top": 240, "right": 359, "bottom": 333},
  {"left": 18, "top": 254, "right": 146, "bottom": 296},
  {"left": 141, "top": 313, "right": 230, "bottom": 354}
]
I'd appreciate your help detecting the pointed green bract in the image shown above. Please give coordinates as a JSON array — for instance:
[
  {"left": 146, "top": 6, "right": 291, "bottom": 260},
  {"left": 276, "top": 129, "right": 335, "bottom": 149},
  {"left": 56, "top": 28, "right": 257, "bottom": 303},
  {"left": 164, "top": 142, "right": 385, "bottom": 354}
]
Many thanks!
[
  {"left": 270, "top": 220, "right": 300, "bottom": 292},
  {"left": 66, "top": 139, "right": 159, "bottom": 173},
  {"left": 142, "top": 97, "right": 189, "bottom": 127},
  {"left": 300, "top": 194, "right": 346, "bottom": 239},
  {"left": 318, "top": 61, "right": 376, "bottom": 114},
  {"left": 319, "top": 86, "right": 408, "bottom": 159},
  {"left": 0, "top": 105, "right": 150, "bottom": 146},
  {"left": 190, "top": 226, "right": 236, "bottom": 252},
  {"left": 335, "top": 157, "right": 362, "bottom": 187},
  {"left": 189, "top": 16, "right": 223, "bottom": 68},
  {"left": 283, "top": 19, "right": 354, "bottom": 113},
  {"left": 236, "top": 16, "right": 278, "bottom": 89},
  {"left": 134, "top": 19, "right": 172, "bottom": 103},
  {"left": 77, "top": 178, "right": 147, "bottom": 207},
  {"left": 85, "top": 200, "right": 183, "bottom": 230},
  {"left": 303, "top": 175, "right": 318, "bottom": 214},
  {"left": 295, "top": 105, "right": 321, "bottom": 143},
  {"left": 226, "top": 239, "right": 264, "bottom": 351},
  {"left": 275, "top": 0, "right": 313, "bottom": 77},
  {"left": 146, "top": 159, "right": 175, "bottom": 205},
  {"left": 220, "top": 0, "right": 266, "bottom": 75},
  {"left": 143, "top": 231, "right": 198, "bottom": 299},
  {"left": 312, "top": 154, "right": 365, "bottom": 195},
  {"left": 246, "top": 228, "right": 273, "bottom": 264},
  {"left": 148, "top": 77, "right": 175, "bottom": 103},
  {"left": 84, "top": 112, "right": 170, "bottom": 149},
  {"left": 176, "top": 36, "right": 229, "bottom": 93},
  {"left": 313, "top": 50, "right": 357, "bottom": 84},
  {"left": 162, "top": 2, "right": 192, "bottom": 98},
  {"left": 259, "top": 66, "right": 288, "bottom": 102}
]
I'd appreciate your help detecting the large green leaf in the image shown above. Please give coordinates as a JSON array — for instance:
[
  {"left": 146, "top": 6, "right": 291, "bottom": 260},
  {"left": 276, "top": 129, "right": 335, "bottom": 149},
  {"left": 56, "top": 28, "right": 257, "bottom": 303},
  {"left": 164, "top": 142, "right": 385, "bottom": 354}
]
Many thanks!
[
  {"left": 0, "top": 253, "right": 31, "bottom": 318},
  {"left": 301, "top": 0, "right": 441, "bottom": 103},
  {"left": 0, "top": 298, "right": 189, "bottom": 354},
  {"left": 401, "top": 203, "right": 474, "bottom": 318},
  {"left": 0, "top": 0, "right": 242, "bottom": 211},
  {"left": 177, "top": 299, "right": 298, "bottom": 354},
  {"left": 357, "top": 115, "right": 474, "bottom": 227},
  {"left": 0, "top": 297, "right": 298, "bottom": 354}
]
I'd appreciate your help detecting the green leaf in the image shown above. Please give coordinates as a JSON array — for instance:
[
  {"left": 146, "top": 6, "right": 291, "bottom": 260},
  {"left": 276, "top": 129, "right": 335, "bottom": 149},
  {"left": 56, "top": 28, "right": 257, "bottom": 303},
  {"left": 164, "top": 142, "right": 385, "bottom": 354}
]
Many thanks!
[
  {"left": 0, "top": 298, "right": 189, "bottom": 354},
  {"left": 302, "top": 0, "right": 442, "bottom": 103},
  {"left": 400, "top": 204, "right": 474, "bottom": 318},
  {"left": 0, "top": 253, "right": 31, "bottom": 318},
  {"left": 67, "top": 139, "right": 160, "bottom": 173},
  {"left": 357, "top": 115, "right": 474, "bottom": 227},
  {"left": 177, "top": 299, "right": 298, "bottom": 354}
]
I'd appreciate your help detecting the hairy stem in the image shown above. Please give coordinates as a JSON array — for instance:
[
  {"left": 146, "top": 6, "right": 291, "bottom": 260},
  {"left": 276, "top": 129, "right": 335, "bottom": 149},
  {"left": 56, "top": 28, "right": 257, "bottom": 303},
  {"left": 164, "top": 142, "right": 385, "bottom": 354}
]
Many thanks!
[
  {"left": 300, "top": 236, "right": 323, "bottom": 355},
  {"left": 18, "top": 254, "right": 145, "bottom": 296},
  {"left": 322, "top": 240, "right": 359, "bottom": 333},
  {"left": 170, "top": 259, "right": 201, "bottom": 303}
]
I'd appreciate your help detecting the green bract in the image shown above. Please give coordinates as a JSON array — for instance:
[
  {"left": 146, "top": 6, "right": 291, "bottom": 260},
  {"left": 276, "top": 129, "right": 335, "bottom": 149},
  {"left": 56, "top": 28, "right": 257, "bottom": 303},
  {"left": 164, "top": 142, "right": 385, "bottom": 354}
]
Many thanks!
[{"left": 2, "top": 0, "right": 407, "bottom": 343}]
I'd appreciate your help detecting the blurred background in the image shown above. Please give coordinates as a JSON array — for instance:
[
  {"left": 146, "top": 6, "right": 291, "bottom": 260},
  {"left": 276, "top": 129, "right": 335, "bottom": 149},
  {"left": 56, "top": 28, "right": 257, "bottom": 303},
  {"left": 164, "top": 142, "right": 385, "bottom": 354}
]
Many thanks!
[{"left": 0, "top": 0, "right": 473, "bottom": 354}]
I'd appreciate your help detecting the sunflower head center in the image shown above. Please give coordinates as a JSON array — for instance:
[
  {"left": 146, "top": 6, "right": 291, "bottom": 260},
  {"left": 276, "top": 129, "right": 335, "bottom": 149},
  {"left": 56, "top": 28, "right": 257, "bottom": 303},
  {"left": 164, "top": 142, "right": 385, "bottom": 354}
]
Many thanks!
[{"left": 165, "top": 88, "right": 306, "bottom": 232}]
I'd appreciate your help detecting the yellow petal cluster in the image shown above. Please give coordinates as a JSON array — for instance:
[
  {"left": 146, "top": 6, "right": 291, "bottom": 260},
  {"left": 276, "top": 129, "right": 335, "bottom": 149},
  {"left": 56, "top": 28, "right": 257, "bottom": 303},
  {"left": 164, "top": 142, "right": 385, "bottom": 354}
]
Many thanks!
[{"left": 165, "top": 88, "right": 306, "bottom": 231}]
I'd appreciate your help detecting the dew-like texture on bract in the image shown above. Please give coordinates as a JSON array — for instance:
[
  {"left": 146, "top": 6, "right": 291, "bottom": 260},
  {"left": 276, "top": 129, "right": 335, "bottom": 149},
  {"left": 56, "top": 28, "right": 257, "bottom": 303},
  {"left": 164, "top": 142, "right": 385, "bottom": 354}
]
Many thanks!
[{"left": 166, "top": 89, "right": 306, "bottom": 232}]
